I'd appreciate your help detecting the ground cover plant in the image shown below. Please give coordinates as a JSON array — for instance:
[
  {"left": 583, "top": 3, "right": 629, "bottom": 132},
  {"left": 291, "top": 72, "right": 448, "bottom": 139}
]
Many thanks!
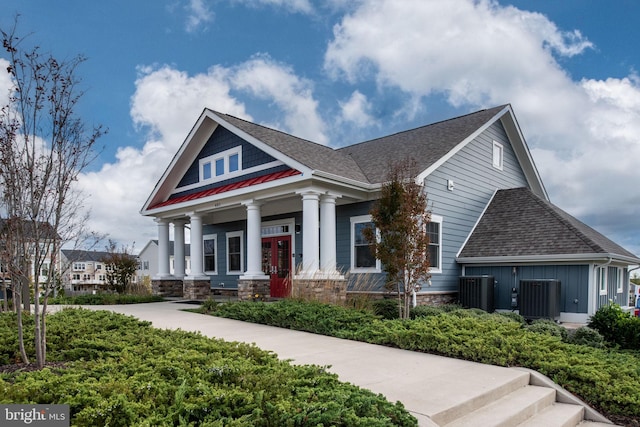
[
  {"left": 198, "top": 299, "right": 640, "bottom": 424},
  {"left": 46, "top": 293, "right": 164, "bottom": 305},
  {"left": 0, "top": 309, "right": 416, "bottom": 426}
]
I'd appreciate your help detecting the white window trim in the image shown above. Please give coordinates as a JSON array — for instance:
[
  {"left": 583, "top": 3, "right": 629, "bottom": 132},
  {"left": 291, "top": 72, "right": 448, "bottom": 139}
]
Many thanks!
[
  {"left": 428, "top": 214, "right": 443, "bottom": 274},
  {"left": 616, "top": 267, "right": 623, "bottom": 294},
  {"left": 226, "top": 231, "right": 244, "bottom": 275},
  {"left": 492, "top": 140, "right": 504, "bottom": 170},
  {"left": 350, "top": 215, "right": 381, "bottom": 273},
  {"left": 597, "top": 266, "right": 608, "bottom": 296},
  {"left": 203, "top": 233, "right": 218, "bottom": 275},
  {"left": 199, "top": 147, "right": 243, "bottom": 183}
]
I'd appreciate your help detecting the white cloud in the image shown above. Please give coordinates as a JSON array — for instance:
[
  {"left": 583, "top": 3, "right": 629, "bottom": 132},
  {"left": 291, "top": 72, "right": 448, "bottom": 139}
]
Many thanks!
[
  {"left": 323, "top": 0, "right": 640, "bottom": 254},
  {"left": 339, "top": 90, "right": 374, "bottom": 127},
  {"left": 185, "top": 0, "right": 214, "bottom": 33},
  {"left": 232, "top": 0, "right": 314, "bottom": 14},
  {"left": 0, "top": 59, "right": 12, "bottom": 108},
  {"left": 229, "top": 55, "right": 327, "bottom": 144}
]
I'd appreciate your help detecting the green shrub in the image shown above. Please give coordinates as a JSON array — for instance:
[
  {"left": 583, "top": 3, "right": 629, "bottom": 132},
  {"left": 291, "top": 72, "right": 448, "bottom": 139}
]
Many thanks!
[
  {"left": 372, "top": 298, "right": 400, "bottom": 320},
  {"left": 409, "top": 305, "right": 444, "bottom": 319},
  {"left": 588, "top": 303, "right": 640, "bottom": 349},
  {"left": 495, "top": 311, "right": 525, "bottom": 324},
  {"left": 566, "top": 327, "right": 605, "bottom": 348},
  {"left": 0, "top": 309, "right": 416, "bottom": 426},
  {"left": 526, "top": 319, "right": 568, "bottom": 341}
]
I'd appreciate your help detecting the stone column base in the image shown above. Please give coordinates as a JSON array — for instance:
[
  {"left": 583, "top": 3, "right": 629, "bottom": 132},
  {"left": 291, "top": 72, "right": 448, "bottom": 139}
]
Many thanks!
[
  {"left": 291, "top": 278, "right": 347, "bottom": 305},
  {"left": 238, "top": 279, "right": 270, "bottom": 301},
  {"left": 152, "top": 279, "right": 183, "bottom": 297},
  {"left": 183, "top": 279, "right": 211, "bottom": 300}
]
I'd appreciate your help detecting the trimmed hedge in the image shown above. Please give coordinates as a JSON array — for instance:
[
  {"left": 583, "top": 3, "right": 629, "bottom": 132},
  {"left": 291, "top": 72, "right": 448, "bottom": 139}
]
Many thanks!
[
  {"left": 200, "top": 300, "right": 640, "bottom": 421},
  {"left": 46, "top": 294, "right": 164, "bottom": 305},
  {"left": 0, "top": 309, "right": 416, "bottom": 426}
]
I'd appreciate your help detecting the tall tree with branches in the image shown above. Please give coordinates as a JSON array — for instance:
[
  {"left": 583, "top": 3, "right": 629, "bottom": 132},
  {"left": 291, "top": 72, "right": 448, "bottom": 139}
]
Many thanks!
[
  {"left": 364, "top": 159, "right": 432, "bottom": 319},
  {"left": 0, "top": 19, "right": 105, "bottom": 367}
]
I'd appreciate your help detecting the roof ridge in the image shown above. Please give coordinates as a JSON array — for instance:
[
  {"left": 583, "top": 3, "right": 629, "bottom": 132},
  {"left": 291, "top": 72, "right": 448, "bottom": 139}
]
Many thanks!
[
  {"left": 339, "top": 105, "right": 507, "bottom": 150},
  {"left": 214, "top": 110, "right": 334, "bottom": 150}
]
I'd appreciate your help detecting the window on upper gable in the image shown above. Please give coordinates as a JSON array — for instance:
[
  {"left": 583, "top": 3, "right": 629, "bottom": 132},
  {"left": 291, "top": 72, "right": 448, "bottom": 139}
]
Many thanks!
[
  {"left": 492, "top": 141, "right": 503, "bottom": 170},
  {"left": 200, "top": 147, "right": 243, "bottom": 182},
  {"left": 202, "top": 162, "right": 212, "bottom": 180}
]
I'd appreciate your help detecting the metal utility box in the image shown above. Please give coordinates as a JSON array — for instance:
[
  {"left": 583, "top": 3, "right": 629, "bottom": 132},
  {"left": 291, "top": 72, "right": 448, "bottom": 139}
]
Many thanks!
[
  {"left": 519, "top": 279, "right": 561, "bottom": 321},
  {"left": 458, "top": 276, "right": 495, "bottom": 312}
]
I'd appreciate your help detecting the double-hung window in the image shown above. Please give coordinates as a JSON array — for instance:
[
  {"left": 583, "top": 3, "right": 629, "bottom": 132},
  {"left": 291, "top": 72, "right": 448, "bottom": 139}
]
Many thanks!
[
  {"left": 426, "top": 215, "right": 443, "bottom": 273},
  {"left": 203, "top": 234, "right": 217, "bottom": 273},
  {"left": 350, "top": 215, "right": 380, "bottom": 272},
  {"left": 226, "top": 231, "right": 244, "bottom": 274}
]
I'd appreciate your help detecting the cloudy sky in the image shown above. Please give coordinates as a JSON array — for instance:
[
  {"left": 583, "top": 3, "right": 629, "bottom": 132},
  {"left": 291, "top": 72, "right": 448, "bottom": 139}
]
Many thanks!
[{"left": 1, "top": 0, "right": 639, "bottom": 256}]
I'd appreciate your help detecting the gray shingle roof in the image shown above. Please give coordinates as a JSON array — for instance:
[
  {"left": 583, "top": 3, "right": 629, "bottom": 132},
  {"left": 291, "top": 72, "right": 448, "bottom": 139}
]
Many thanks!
[
  {"left": 458, "top": 187, "right": 640, "bottom": 261},
  {"left": 338, "top": 105, "right": 507, "bottom": 183},
  {"left": 61, "top": 249, "right": 112, "bottom": 263},
  {"left": 214, "top": 106, "right": 506, "bottom": 185}
]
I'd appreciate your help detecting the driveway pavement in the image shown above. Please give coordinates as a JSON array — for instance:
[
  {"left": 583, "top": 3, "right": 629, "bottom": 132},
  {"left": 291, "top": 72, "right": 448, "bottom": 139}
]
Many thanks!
[{"left": 50, "top": 300, "right": 541, "bottom": 426}]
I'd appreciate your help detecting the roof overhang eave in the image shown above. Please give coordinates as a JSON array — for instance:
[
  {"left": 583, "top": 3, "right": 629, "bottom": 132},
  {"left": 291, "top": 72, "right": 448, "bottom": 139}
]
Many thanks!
[
  {"left": 312, "top": 170, "right": 378, "bottom": 191},
  {"left": 457, "top": 252, "right": 640, "bottom": 265}
]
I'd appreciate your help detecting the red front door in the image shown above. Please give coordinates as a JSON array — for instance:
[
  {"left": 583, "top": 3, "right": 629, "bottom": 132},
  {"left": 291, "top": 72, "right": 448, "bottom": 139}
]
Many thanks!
[{"left": 261, "top": 235, "right": 292, "bottom": 298}]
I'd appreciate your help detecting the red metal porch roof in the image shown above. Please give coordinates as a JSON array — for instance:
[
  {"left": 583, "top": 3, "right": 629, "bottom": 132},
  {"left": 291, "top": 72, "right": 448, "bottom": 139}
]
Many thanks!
[{"left": 150, "top": 168, "right": 302, "bottom": 209}]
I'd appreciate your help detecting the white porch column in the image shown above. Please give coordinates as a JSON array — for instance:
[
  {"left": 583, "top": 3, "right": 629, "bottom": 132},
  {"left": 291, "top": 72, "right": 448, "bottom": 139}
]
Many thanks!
[
  {"left": 186, "top": 213, "right": 207, "bottom": 279},
  {"left": 299, "top": 190, "right": 321, "bottom": 275},
  {"left": 241, "top": 201, "right": 268, "bottom": 279},
  {"left": 173, "top": 219, "right": 187, "bottom": 279},
  {"left": 320, "top": 193, "right": 340, "bottom": 275},
  {"left": 155, "top": 219, "right": 172, "bottom": 279}
]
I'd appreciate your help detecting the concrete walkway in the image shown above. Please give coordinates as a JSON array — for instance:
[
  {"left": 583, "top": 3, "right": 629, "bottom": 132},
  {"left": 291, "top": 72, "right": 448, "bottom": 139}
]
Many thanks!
[{"left": 57, "top": 301, "right": 611, "bottom": 426}]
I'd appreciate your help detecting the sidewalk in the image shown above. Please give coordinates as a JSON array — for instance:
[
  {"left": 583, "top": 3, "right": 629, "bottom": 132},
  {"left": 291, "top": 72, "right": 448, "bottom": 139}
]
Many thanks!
[{"left": 63, "top": 301, "right": 548, "bottom": 426}]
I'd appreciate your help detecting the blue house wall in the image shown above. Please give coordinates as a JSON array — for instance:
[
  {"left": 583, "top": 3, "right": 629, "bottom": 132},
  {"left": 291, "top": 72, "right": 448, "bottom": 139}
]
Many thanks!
[
  {"left": 424, "top": 120, "right": 529, "bottom": 292},
  {"left": 465, "top": 264, "right": 591, "bottom": 313}
]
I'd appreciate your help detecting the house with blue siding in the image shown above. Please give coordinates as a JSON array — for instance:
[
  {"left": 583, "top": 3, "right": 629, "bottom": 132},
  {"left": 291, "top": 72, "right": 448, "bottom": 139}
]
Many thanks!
[{"left": 141, "top": 104, "right": 640, "bottom": 322}]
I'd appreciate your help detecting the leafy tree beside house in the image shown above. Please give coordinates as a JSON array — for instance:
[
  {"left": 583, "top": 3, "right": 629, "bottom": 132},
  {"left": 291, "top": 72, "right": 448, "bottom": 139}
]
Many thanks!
[
  {"left": 101, "top": 241, "right": 138, "bottom": 294},
  {"left": 364, "top": 159, "right": 431, "bottom": 319}
]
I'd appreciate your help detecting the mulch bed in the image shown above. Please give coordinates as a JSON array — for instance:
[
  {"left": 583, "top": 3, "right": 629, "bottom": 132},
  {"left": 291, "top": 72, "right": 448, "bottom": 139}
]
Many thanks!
[{"left": 0, "top": 361, "right": 67, "bottom": 374}]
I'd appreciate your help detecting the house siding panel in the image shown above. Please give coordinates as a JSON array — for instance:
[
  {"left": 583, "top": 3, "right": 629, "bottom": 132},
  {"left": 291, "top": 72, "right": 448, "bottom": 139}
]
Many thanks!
[
  {"left": 177, "top": 125, "right": 279, "bottom": 188},
  {"left": 465, "top": 264, "right": 590, "bottom": 314},
  {"left": 425, "top": 121, "right": 528, "bottom": 291}
]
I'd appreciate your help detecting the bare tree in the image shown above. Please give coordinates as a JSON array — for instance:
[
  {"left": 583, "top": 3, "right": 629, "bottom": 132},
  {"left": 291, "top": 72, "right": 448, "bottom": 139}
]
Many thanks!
[
  {"left": 364, "top": 159, "right": 431, "bottom": 319},
  {"left": 0, "top": 19, "right": 105, "bottom": 367}
]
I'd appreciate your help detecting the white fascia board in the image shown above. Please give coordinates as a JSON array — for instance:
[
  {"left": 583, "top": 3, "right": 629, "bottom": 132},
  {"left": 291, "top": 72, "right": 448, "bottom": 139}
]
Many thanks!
[
  {"left": 499, "top": 107, "right": 548, "bottom": 200},
  {"left": 141, "top": 109, "right": 218, "bottom": 214},
  {"left": 456, "top": 253, "right": 639, "bottom": 265},
  {"left": 207, "top": 110, "right": 314, "bottom": 177},
  {"left": 456, "top": 188, "right": 498, "bottom": 258},
  {"left": 416, "top": 106, "right": 510, "bottom": 183}
]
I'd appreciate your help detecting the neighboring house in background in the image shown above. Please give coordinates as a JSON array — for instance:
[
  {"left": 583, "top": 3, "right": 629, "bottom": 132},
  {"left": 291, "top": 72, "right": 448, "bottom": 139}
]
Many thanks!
[
  {"left": 137, "top": 240, "right": 191, "bottom": 282},
  {"left": 140, "top": 104, "right": 640, "bottom": 322},
  {"left": 59, "top": 250, "right": 111, "bottom": 294},
  {"left": 0, "top": 219, "right": 59, "bottom": 298}
]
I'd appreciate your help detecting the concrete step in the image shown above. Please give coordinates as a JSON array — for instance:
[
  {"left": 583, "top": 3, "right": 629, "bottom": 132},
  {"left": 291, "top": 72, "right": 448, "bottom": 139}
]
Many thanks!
[
  {"left": 444, "top": 385, "right": 556, "bottom": 427},
  {"left": 429, "top": 369, "right": 531, "bottom": 425},
  {"left": 577, "top": 423, "right": 620, "bottom": 427},
  {"left": 518, "top": 402, "right": 584, "bottom": 427}
]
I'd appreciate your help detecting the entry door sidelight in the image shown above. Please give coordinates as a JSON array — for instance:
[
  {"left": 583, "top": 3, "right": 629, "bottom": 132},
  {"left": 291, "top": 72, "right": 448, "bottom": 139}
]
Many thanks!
[{"left": 261, "top": 235, "right": 292, "bottom": 297}]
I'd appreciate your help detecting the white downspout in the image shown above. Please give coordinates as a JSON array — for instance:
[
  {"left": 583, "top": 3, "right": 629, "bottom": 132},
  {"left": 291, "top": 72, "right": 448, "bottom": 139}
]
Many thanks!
[{"left": 590, "top": 256, "right": 613, "bottom": 316}]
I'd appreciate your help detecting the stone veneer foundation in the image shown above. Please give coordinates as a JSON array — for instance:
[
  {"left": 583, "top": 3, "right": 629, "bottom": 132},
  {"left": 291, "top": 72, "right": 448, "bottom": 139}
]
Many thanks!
[
  {"left": 152, "top": 279, "right": 183, "bottom": 297},
  {"left": 237, "top": 279, "right": 271, "bottom": 301},
  {"left": 183, "top": 279, "right": 211, "bottom": 300},
  {"left": 290, "top": 278, "right": 347, "bottom": 305},
  {"left": 346, "top": 290, "right": 457, "bottom": 306}
]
